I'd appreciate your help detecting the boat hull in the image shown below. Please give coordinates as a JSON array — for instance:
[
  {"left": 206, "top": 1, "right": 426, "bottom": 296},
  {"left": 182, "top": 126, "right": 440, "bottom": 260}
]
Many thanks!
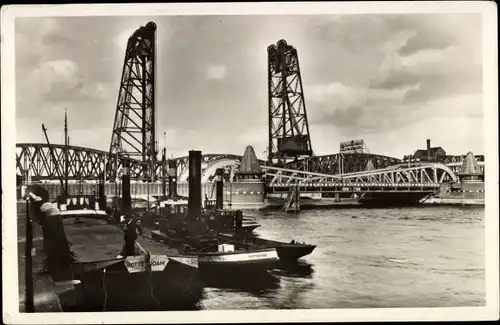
[
  {"left": 217, "top": 234, "right": 316, "bottom": 262},
  {"left": 198, "top": 249, "right": 279, "bottom": 273},
  {"left": 276, "top": 245, "right": 316, "bottom": 262},
  {"left": 69, "top": 255, "right": 202, "bottom": 311},
  {"left": 242, "top": 224, "right": 260, "bottom": 232}
]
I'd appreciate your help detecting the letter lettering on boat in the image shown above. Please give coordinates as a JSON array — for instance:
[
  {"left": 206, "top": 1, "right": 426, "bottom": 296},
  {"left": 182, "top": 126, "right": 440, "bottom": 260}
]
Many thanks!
[
  {"left": 125, "top": 256, "right": 147, "bottom": 273},
  {"left": 150, "top": 255, "right": 168, "bottom": 272},
  {"left": 169, "top": 256, "right": 198, "bottom": 268},
  {"left": 124, "top": 255, "right": 168, "bottom": 273},
  {"left": 248, "top": 253, "right": 267, "bottom": 259}
]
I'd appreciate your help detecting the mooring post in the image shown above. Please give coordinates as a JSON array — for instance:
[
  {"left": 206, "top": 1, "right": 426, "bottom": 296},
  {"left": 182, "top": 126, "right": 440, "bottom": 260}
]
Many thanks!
[
  {"left": 122, "top": 159, "right": 131, "bottom": 216},
  {"left": 168, "top": 160, "right": 177, "bottom": 200},
  {"left": 188, "top": 151, "right": 202, "bottom": 220},
  {"left": 25, "top": 198, "right": 34, "bottom": 312},
  {"left": 98, "top": 172, "right": 106, "bottom": 211},
  {"left": 215, "top": 168, "right": 224, "bottom": 209}
]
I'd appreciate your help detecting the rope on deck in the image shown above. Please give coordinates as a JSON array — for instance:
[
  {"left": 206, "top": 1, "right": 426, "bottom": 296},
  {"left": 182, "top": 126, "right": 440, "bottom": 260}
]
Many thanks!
[
  {"left": 135, "top": 241, "right": 160, "bottom": 310},
  {"left": 102, "top": 268, "right": 108, "bottom": 311},
  {"left": 147, "top": 263, "right": 160, "bottom": 311}
]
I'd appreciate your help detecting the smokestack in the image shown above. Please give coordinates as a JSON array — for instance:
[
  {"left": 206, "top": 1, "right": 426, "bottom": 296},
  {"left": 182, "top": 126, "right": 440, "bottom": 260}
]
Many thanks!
[
  {"left": 215, "top": 168, "right": 224, "bottom": 209},
  {"left": 98, "top": 172, "right": 106, "bottom": 211},
  {"left": 426, "top": 139, "right": 431, "bottom": 161},
  {"left": 168, "top": 160, "right": 177, "bottom": 199},
  {"left": 188, "top": 151, "right": 202, "bottom": 220},
  {"left": 234, "top": 210, "right": 243, "bottom": 237},
  {"left": 121, "top": 159, "right": 131, "bottom": 215}
]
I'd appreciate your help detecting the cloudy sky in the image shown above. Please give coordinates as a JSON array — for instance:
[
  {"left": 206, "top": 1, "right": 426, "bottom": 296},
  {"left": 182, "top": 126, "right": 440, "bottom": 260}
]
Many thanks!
[{"left": 15, "top": 14, "right": 483, "bottom": 159}]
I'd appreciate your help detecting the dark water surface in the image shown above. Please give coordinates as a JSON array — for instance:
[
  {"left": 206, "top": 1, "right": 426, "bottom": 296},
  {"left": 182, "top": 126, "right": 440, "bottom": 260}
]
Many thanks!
[{"left": 200, "top": 206, "right": 485, "bottom": 309}]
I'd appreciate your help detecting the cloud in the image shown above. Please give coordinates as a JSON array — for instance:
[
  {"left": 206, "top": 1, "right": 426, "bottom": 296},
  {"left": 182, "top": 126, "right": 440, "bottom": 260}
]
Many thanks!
[
  {"left": 25, "top": 60, "right": 80, "bottom": 98},
  {"left": 17, "top": 60, "right": 110, "bottom": 118},
  {"left": 234, "top": 125, "right": 268, "bottom": 158},
  {"left": 307, "top": 81, "right": 420, "bottom": 134},
  {"left": 14, "top": 14, "right": 484, "bottom": 159},
  {"left": 205, "top": 63, "right": 227, "bottom": 80}
]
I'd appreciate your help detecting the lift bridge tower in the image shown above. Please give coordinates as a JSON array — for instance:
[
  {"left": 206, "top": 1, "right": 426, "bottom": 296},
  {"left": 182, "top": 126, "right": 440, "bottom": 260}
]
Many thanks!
[
  {"left": 267, "top": 39, "right": 313, "bottom": 167},
  {"left": 109, "top": 22, "right": 158, "bottom": 181}
]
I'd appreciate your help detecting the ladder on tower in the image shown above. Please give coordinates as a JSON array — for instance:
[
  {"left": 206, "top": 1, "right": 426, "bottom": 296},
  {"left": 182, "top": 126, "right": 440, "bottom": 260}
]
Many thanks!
[{"left": 283, "top": 183, "right": 300, "bottom": 212}]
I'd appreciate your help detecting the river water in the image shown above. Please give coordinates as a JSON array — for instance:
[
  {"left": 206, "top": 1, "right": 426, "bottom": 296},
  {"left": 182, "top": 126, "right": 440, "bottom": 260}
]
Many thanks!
[
  {"left": 199, "top": 206, "right": 485, "bottom": 309},
  {"left": 16, "top": 204, "right": 485, "bottom": 311}
]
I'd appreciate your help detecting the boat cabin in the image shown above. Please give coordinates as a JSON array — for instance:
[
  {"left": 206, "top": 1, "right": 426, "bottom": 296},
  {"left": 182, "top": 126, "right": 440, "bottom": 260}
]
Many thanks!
[
  {"left": 56, "top": 194, "right": 100, "bottom": 211},
  {"left": 55, "top": 194, "right": 109, "bottom": 219},
  {"left": 157, "top": 199, "right": 189, "bottom": 216}
]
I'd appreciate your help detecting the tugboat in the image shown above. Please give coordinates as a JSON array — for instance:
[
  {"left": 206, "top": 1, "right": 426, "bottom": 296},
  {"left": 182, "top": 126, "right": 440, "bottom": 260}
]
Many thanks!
[
  {"left": 205, "top": 151, "right": 316, "bottom": 262},
  {"left": 216, "top": 232, "right": 316, "bottom": 262},
  {"left": 150, "top": 150, "right": 279, "bottom": 275},
  {"left": 150, "top": 160, "right": 261, "bottom": 234}
]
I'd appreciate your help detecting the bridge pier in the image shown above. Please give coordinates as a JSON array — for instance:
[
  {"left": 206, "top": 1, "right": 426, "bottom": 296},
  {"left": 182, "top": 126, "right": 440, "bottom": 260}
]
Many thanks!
[{"left": 228, "top": 145, "right": 266, "bottom": 210}]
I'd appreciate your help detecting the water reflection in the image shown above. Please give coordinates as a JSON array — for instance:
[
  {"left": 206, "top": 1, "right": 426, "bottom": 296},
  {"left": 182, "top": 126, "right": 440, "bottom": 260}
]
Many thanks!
[
  {"left": 272, "top": 261, "right": 315, "bottom": 279},
  {"left": 201, "top": 270, "right": 281, "bottom": 295}
]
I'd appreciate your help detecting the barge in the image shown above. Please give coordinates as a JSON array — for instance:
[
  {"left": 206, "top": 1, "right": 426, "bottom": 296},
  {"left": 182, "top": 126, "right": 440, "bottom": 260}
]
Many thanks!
[{"left": 30, "top": 188, "right": 201, "bottom": 311}]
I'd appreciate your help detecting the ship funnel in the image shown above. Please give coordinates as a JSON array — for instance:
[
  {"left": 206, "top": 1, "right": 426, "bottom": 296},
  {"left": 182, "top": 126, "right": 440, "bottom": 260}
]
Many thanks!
[
  {"left": 188, "top": 150, "right": 202, "bottom": 220},
  {"left": 234, "top": 210, "right": 243, "bottom": 236}
]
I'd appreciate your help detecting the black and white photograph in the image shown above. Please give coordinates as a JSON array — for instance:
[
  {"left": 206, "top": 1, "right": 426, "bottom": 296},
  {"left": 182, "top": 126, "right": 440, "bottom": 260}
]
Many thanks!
[{"left": 1, "top": 2, "right": 498, "bottom": 324}]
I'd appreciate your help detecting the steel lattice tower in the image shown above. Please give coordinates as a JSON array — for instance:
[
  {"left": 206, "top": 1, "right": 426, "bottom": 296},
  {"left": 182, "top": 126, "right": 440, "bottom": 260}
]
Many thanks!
[
  {"left": 109, "top": 22, "right": 157, "bottom": 181},
  {"left": 267, "top": 39, "right": 313, "bottom": 166}
]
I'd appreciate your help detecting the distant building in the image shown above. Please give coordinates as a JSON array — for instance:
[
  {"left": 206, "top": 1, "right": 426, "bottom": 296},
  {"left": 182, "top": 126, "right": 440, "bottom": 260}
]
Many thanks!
[{"left": 408, "top": 139, "right": 447, "bottom": 162}]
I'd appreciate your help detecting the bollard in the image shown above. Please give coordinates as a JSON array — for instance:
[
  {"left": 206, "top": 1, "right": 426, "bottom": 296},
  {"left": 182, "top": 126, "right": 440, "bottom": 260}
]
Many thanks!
[
  {"left": 188, "top": 151, "right": 202, "bottom": 221},
  {"left": 122, "top": 159, "right": 131, "bottom": 215},
  {"left": 25, "top": 199, "right": 34, "bottom": 312},
  {"left": 168, "top": 160, "right": 177, "bottom": 199}
]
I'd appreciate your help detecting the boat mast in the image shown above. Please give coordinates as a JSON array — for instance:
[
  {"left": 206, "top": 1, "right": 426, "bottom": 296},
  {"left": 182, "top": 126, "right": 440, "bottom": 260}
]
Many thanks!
[
  {"left": 228, "top": 165, "right": 233, "bottom": 209},
  {"left": 162, "top": 132, "right": 167, "bottom": 200},
  {"left": 42, "top": 124, "right": 67, "bottom": 198}
]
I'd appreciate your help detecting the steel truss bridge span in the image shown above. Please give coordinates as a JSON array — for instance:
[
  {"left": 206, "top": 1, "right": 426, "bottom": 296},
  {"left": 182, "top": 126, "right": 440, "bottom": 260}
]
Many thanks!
[
  {"left": 16, "top": 143, "right": 402, "bottom": 181},
  {"left": 263, "top": 163, "right": 458, "bottom": 190},
  {"left": 16, "top": 143, "right": 459, "bottom": 191},
  {"left": 15, "top": 143, "right": 246, "bottom": 181}
]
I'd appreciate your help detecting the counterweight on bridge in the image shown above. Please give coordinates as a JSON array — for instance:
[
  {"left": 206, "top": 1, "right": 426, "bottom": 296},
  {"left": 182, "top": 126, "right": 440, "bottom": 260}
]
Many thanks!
[{"left": 108, "top": 22, "right": 158, "bottom": 182}]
